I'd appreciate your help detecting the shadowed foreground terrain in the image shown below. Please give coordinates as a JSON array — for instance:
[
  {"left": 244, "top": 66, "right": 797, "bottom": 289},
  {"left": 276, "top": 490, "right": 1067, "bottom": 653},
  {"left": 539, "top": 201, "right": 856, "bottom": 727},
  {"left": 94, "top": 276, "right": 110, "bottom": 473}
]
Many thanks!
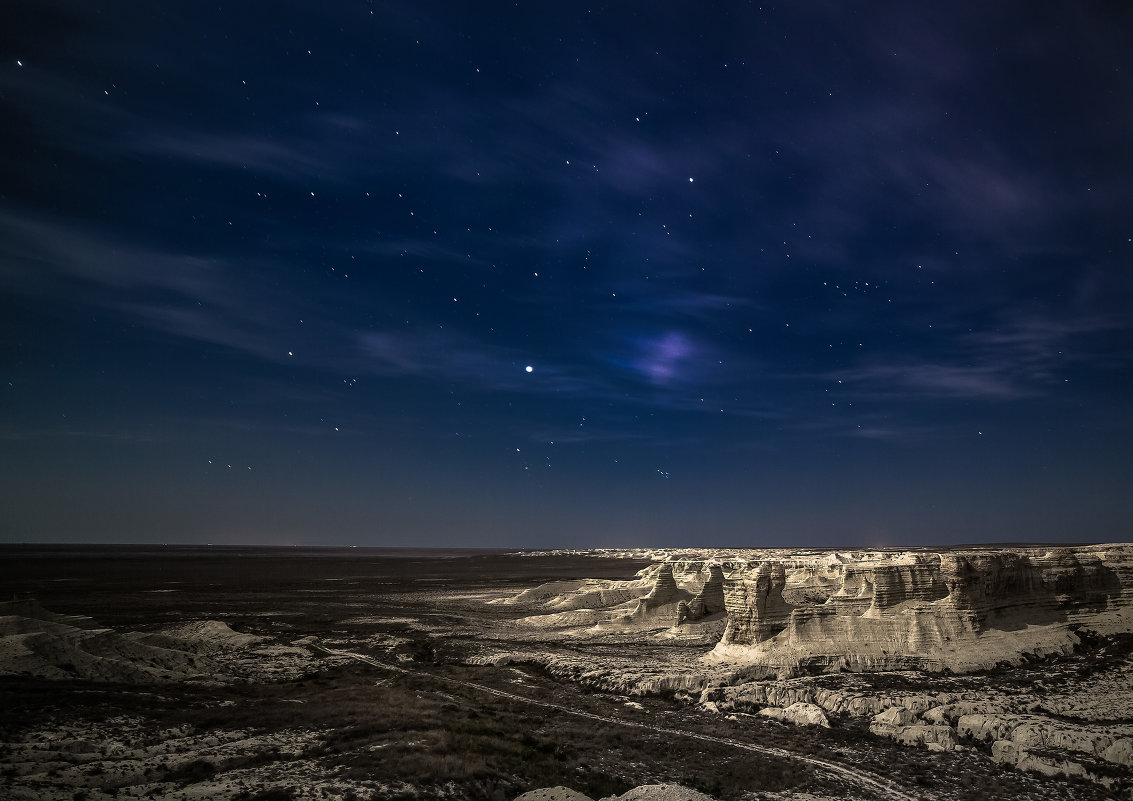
[{"left": 0, "top": 545, "right": 1129, "bottom": 801}]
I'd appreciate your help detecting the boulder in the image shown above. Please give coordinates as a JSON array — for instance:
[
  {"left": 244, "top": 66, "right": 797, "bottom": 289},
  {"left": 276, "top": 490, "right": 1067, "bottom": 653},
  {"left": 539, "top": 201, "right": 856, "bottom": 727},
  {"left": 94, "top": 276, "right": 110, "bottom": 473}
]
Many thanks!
[
  {"left": 1102, "top": 737, "right": 1133, "bottom": 766},
  {"left": 871, "top": 706, "right": 919, "bottom": 728},
  {"left": 957, "top": 713, "right": 1020, "bottom": 743},
  {"left": 923, "top": 701, "right": 1006, "bottom": 725},
  {"left": 868, "top": 706, "right": 958, "bottom": 749},
  {"left": 758, "top": 702, "right": 831, "bottom": 728},
  {"left": 515, "top": 788, "right": 594, "bottom": 801}
]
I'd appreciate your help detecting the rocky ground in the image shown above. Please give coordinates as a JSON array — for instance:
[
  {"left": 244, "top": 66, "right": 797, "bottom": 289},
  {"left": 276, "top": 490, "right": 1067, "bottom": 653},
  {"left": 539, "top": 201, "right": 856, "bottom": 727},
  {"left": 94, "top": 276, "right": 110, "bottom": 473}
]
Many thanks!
[{"left": 1, "top": 545, "right": 1129, "bottom": 800}]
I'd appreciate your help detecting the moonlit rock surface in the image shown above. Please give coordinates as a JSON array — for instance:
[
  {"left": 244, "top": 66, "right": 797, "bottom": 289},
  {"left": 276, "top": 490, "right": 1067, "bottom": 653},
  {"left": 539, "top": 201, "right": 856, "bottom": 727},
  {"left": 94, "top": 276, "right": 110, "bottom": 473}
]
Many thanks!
[
  {"left": 514, "top": 788, "right": 595, "bottom": 801},
  {"left": 600, "top": 784, "right": 719, "bottom": 801},
  {"left": 515, "top": 785, "right": 720, "bottom": 801},
  {"left": 705, "top": 544, "right": 1133, "bottom": 676},
  {"left": 685, "top": 563, "right": 726, "bottom": 621},
  {"left": 758, "top": 702, "right": 831, "bottom": 728},
  {"left": 501, "top": 544, "right": 1133, "bottom": 675}
]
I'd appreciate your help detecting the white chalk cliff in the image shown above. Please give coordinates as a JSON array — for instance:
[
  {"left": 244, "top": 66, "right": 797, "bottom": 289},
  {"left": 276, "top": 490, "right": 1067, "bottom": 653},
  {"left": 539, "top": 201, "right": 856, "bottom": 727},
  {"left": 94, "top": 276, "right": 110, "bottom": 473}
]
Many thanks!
[
  {"left": 505, "top": 545, "right": 1133, "bottom": 677},
  {"left": 705, "top": 544, "right": 1133, "bottom": 676}
]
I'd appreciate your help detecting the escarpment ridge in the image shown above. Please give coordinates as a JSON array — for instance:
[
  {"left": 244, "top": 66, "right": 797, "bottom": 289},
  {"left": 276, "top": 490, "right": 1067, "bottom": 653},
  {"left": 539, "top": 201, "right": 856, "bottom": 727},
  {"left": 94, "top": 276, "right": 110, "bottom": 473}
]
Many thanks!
[
  {"left": 709, "top": 544, "right": 1133, "bottom": 675},
  {"left": 504, "top": 544, "right": 1133, "bottom": 676}
]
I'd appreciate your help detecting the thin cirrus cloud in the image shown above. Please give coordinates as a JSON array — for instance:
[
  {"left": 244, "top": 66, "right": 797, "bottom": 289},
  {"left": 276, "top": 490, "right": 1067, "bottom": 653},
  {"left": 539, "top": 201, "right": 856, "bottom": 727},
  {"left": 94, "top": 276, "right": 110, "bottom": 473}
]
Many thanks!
[
  {"left": 618, "top": 291, "right": 754, "bottom": 320},
  {"left": 0, "top": 211, "right": 219, "bottom": 297},
  {"left": 357, "top": 329, "right": 609, "bottom": 400},
  {"left": 836, "top": 362, "right": 1025, "bottom": 401},
  {"left": 825, "top": 302, "right": 1132, "bottom": 405},
  {"left": 1, "top": 208, "right": 751, "bottom": 409},
  {"left": 0, "top": 210, "right": 303, "bottom": 364},
  {"left": 128, "top": 127, "right": 329, "bottom": 177}
]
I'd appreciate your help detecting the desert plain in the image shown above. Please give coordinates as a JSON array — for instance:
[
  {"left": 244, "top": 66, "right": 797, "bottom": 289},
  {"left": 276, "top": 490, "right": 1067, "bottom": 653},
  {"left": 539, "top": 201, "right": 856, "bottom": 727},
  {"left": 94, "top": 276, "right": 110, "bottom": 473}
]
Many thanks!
[{"left": 1, "top": 543, "right": 1131, "bottom": 801}]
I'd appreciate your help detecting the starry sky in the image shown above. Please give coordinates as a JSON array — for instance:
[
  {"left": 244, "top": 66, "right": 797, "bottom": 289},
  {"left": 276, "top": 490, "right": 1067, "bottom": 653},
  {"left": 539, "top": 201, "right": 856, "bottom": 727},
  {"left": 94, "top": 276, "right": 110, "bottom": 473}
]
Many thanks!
[{"left": 2, "top": 2, "right": 1132, "bottom": 548}]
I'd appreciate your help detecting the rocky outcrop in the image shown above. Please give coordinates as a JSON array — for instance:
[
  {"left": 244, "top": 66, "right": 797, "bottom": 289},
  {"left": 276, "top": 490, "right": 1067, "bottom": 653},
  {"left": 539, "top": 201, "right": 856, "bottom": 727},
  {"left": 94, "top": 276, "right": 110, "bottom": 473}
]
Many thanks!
[
  {"left": 679, "top": 561, "right": 725, "bottom": 625},
  {"left": 758, "top": 702, "right": 830, "bottom": 728},
  {"left": 499, "top": 545, "right": 1132, "bottom": 669},
  {"left": 514, "top": 788, "right": 595, "bottom": 801},
  {"left": 514, "top": 784, "right": 720, "bottom": 801},
  {"left": 644, "top": 564, "right": 679, "bottom": 606},
  {"left": 704, "top": 678, "right": 958, "bottom": 719},
  {"left": 991, "top": 740, "right": 1102, "bottom": 784},
  {"left": 493, "top": 545, "right": 1133, "bottom": 795},
  {"left": 1104, "top": 738, "right": 1133, "bottom": 767},
  {"left": 622, "top": 564, "right": 690, "bottom": 626},
  {"left": 870, "top": 706, "right": 959, "bottom": 751},
  {"left": 957, "top": 713, "right": 1131, "bottom": 766},
  {"left": 600, "top": 785, "right": 718, "bottom": 801},
  {"left": 721, "top": 562, "right": 791, "bottom": 645},
  {"left": 922, "top": 701, "right": 1007, "bottom": 725},
  {"left": 707, "top": 545, "right": 1133, "bottom": 676},
  {"left": 677, "top": 564, "right": 726, "bottom": 624},
  {"left": 690, "top": 564, "right": 726, "bottom": 616}
]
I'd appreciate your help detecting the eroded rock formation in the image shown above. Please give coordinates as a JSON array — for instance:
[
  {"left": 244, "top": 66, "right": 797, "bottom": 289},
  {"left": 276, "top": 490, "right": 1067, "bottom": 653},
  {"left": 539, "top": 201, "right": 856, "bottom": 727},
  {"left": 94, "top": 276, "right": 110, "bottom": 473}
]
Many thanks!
[
  {"left": 720, "top": 562, "right": 791, "bottom": 644},
  {"left": 677, "top": 563, "right": 726, "bottom": 624},
  {"left": 626, "top": 564, "right": 691, "bottom": 625},
  {"left": 708, "top": 545, "right": 1133, "bottom": 676},
  {"left": 502, "top": 545, "right": 1133, "bottom": 676},
  {"left": 758, "top": 701, "right": 831, "bottom": 728}
]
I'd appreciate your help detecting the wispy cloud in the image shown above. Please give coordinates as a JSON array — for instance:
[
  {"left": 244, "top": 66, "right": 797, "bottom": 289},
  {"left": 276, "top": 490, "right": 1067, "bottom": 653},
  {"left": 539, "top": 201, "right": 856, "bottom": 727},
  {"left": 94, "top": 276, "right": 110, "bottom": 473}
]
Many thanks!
[
  {"left": 0, "top": 211, "right": 218, "bottom": 297},
  {"left": 827, "top": 302, "right": 1132, "bottom": 405},
  {"left": 0, "top": 209, "right": 294, "bottom": 363},
  {"left": 129, "top": 129, "right": 327, "bottom": 176},
  {"left": 837, "top": 362, "right": 1025, "bottom": 400},
  {"left": 357, "top": 329, "right": 612, "bottom": 400},
  {"left": 0, "top": 425, "right": 162, "bottom": 443},
  {"left": 618, "top": 291, "right": 754, "bottom": 320}
]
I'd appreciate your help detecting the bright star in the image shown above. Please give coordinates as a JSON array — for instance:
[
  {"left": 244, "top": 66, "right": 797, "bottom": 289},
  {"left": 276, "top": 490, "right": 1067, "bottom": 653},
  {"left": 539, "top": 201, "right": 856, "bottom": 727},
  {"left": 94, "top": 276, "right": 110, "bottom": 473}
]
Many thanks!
[{"left": 525, "top": 365, "right": 533, "bottom": 373}]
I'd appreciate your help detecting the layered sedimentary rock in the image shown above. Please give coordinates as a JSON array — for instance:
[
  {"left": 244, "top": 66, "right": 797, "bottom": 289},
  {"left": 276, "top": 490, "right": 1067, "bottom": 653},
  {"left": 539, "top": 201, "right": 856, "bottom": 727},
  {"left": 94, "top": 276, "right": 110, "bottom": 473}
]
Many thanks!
[
  {"left": 678, "top": 564, "right": 726, "bottom": 624},
  {"left": 500, "top": 544, "right": 1132, "bottom": 675},
  {"left": 758, "top": 701, "right": 830, "bottom": 728},
  {"left": 626, "top": 564, "right": 690, "bottom": 624},
  {"left": 720, "top": 562, "right": 791, "bottom": 643},
  {"left": 707, "top": 544, "right": 1133, "bottom": 676},
  {"left": 643, "top": 564, "right": 679, "bottom": 606},
  {"left": 869, "top": 706, "right": 959, "bottom": 751}
]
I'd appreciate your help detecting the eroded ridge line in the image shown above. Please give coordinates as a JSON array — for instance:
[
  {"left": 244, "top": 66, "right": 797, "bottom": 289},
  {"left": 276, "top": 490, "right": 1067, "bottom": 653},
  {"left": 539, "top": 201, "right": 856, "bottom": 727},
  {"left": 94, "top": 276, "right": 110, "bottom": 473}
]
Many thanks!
[{"left": 315, "top": 646, "right": 921, "bottom": 801}]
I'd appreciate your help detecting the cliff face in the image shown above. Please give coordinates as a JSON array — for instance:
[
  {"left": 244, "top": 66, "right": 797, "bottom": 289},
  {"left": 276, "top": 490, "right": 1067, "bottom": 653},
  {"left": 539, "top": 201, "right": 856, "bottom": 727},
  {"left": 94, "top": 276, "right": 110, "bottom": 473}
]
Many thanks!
[
  {"left": 501, "top": 544, "right": 1132, "bottom": 675},
  {"left": 708, "top": 545, "right": 1133, "bottom": 675},
  {"left": 689, "top": 564, "right": 726, "bottom": 618},
  {"left": 624, "top": 563, "right": 691, "bottom": 625},
  {"left": 721, "top": 562, "right": 791, "bottom": 644}
]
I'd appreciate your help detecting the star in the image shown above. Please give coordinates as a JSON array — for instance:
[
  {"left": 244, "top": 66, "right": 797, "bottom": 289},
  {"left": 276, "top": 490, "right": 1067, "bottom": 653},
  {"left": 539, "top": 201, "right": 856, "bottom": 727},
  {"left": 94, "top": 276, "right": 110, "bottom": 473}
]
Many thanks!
[{"left": 525, "top": 365, "right": 533, "bottom": 373}]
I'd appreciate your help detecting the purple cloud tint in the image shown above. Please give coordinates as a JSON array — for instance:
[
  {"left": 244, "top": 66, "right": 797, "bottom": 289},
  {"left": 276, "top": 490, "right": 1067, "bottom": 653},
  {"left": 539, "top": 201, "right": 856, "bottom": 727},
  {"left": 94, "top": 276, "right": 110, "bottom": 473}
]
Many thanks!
[{"left": 635, "top": 331, "right": 695, "bottom": 385}]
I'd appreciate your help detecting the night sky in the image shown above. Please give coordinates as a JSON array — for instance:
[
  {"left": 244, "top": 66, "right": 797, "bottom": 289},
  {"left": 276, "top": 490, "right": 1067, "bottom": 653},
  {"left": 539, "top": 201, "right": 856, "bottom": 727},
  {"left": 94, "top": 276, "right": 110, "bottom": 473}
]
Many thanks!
[{"left": 3, "top": 3, "right": 1132, "bottom": 548}]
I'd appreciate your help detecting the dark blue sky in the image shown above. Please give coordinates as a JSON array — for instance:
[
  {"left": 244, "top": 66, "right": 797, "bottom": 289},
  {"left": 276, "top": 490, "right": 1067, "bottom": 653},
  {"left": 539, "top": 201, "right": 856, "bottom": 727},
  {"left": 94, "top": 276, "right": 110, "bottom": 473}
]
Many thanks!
[{"left": 2, "top": 2, "right": 1131, "bottom": 547}]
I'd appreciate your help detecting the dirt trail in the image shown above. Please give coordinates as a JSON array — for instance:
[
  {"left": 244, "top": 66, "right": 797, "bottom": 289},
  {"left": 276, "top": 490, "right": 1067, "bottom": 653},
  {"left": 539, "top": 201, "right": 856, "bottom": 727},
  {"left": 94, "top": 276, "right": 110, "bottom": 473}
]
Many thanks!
[{"left": 316, "top": 645, "right": 923, "bottom": 801}]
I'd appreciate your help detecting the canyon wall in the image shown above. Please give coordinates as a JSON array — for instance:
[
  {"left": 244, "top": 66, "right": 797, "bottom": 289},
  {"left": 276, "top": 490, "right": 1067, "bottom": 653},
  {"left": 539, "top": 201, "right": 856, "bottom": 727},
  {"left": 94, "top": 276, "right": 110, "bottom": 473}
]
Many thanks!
[{"left": 705, "top": 544, "right": 1133, "bottom": 675}]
